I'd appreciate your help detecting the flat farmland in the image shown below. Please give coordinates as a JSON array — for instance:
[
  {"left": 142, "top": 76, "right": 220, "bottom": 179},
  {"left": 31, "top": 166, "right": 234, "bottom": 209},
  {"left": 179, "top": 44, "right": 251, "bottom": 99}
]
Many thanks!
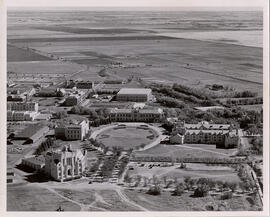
[
  {"left": 35, "top": 26, "right": 153, "bottom": 34},
  {"left": 7, "top": 44, "right": 52, "bottom": 62},
  {"left": 11, "top": 37, "right": 263, "bottom": 94},
  {"left": 7, "top": 60, "right": 85, "bottom": 75}
]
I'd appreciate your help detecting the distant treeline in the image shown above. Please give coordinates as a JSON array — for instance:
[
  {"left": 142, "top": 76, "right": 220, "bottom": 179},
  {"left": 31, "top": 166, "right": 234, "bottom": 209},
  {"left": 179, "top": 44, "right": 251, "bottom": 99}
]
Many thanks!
[
  {"left": 70, "top": 106, "right": 111, "bottom": 127},
  {"left": 217, "top": 97, "right": 263, "bottom": 106},
  {"left": 149, "top": 83, "right": 259, "bottom": 108}
]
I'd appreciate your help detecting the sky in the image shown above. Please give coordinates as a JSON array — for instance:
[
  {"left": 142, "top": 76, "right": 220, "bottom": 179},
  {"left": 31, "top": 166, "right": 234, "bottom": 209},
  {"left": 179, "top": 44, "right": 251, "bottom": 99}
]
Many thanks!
[{"left": 5, "top": 0, "right": 267, "bottom": 8}]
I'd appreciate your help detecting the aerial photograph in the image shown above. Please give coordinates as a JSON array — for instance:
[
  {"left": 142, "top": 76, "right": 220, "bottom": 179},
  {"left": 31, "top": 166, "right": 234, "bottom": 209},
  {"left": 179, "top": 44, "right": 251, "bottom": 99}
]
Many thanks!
[{"left": 6, "top": 5, "right": 264, "bottom": 212}]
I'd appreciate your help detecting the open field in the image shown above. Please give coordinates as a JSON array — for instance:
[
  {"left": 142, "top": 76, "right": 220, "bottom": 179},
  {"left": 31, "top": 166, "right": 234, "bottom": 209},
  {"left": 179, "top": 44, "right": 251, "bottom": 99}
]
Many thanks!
[
  {"left": 10, "top": 38, "right": 262, "bottom": 94},
  {"left": 36, "top": 26, "right": 153, "bottom": 34},
  {"left": 7, "top": 44, "right": 52, "bottom": 62},
  {"left": 133, "top": 144, "right": 232, "bottom": 159},
  {"left": 96, "top": 126, "right": 157, "bottom": 149},
  {"left": 7, "top": 184, "right": 81, "bottom": 211},
  {"left": 8, "top": 60, "right": 84, "bottom": 75},
  {"left": 124, "top": 189, "right": 261, "bottom": 211},
  {"left": 54, "top": 188, "right": 141, "bottom": 211},
  {"left": 127, "top": 162, "right": 240, "bottom": 183}
]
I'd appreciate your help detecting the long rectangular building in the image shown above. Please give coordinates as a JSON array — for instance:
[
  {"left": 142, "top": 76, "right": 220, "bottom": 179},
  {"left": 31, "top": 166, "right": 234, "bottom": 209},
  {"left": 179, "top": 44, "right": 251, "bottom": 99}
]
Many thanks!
[
  {"left": 109, "top": 108, "right": 164, "bottom": 122},
  {"left": 7, "top": 102, "right": 38, "bottom": 112},
  {"left": 170, "top": 121, "right": 239, "bottom": 148},
  {"left": 116, "top": 88, "right": 152, "bottom": 102},
  {"left": 7, "top": 110, "right": 39, "bottom": 121}
]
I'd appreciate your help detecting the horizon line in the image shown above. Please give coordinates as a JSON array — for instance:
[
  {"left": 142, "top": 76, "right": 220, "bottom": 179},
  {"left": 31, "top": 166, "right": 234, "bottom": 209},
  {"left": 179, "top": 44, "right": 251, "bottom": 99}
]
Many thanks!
[{"left": 7, "top": 6, "right": 263, "bottom": 11}]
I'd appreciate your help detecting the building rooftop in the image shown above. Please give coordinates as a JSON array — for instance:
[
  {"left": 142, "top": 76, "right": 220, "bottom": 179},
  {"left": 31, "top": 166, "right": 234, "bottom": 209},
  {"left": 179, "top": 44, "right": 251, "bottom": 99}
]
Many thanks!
[
  {"left": 186, "top": 129, "right": 230, "bottom": 135},
  {"left": 184, "top": 121, "right": 231, "bottom": 130},
  {"left": 194, "top": 106, "right": 225, "bottom": 112},
  {"left": 55, "top": 116, "right": 88, "bottom": 127},
  {"left": 117, "top": 88, "right": 152, "bottom": 95},
  {"left": 110, "top": 108, "right": 163, "bottom": 114},
  {"left": 15, "top": 123, "right": 48, "bottom": 139},
  {"left": 23, "top": 155, "right": 45, "bottom": 166}
]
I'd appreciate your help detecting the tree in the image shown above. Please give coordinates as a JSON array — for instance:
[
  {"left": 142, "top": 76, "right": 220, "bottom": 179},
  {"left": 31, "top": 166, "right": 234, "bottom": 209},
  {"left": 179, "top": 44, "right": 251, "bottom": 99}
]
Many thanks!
[
  {"left": 193, "top": 184, "right": 210, "bottom": 197},
  {"left": 227, "top": 182, "right": 238, "bottom": 192},
  {"left": 163, "top": 176, "right": 167, "bottom": 186},
  {"left": 173, "top": 183, "right": 185, "bottom": 196},
  {"left": 147, "top": 184, "right": 161, "bottom": 195},
  {"left": 124, "top": 172, "right": 132, "bottom": 183}
]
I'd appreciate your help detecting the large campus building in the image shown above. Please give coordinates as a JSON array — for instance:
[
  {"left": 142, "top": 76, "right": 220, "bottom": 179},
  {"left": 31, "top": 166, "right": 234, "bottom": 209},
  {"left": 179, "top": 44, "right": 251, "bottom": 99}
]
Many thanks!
[
  {"left": 109, "top": 108, "right": 164, "bottom": 122},
  {"left": 170, "top": 121, "right": 239, "bottom": 148},
  {"left": 55, "top": 119, "right": 89, "bottom": 141},
  {"left": 64, "top": 90, "right": 88, "bottom": 106},
  {"left": 7, "top": 110, "right": 39, "bottom": 121},
  {"left": 7, "top": 102, "right": 38, "bottom": 112},
  {"left": 12, "top": 123, "right": 50, "bottom": 144},
  {"left": 45, "top": 145, "right": 87, "bottom": 182},
  {"left": 116, "top": 88, "right": 153, "bottom": 102}
]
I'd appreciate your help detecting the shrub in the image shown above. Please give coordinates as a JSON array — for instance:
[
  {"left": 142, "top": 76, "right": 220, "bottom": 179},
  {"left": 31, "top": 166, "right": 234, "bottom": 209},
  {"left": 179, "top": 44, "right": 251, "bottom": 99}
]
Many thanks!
[
  {"left": 173, "top": 183, "right": 185, "bottom": 196},
  {"left": 193, "top": 184, "right": 210, "bottom": 197},
  {"left": 220, "top": 192, "right": 233, "bottom": 200},
  {"left": 147, "top": 184, "right": 161, "bottom": 195}
]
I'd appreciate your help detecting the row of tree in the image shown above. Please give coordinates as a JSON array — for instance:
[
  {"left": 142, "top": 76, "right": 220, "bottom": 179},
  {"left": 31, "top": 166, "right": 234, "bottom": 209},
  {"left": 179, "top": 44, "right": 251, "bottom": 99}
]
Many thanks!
[{"left": 34, "top": 137, "right": 55, "bottom": 155}]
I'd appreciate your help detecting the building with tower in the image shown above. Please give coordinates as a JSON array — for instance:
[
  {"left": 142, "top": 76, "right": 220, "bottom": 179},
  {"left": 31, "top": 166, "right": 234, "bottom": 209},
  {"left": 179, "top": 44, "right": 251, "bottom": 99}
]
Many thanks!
[{"left": 45, "top": 145, "right": 87, "bottom": 182}]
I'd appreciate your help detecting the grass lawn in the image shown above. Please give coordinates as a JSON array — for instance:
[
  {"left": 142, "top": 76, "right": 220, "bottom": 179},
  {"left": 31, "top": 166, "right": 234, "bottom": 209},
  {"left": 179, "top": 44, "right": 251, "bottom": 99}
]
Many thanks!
[
  {"left": 133, "top": 144, "right": 232, "bottom": 159},
  {"left": 54, "top": 188, "right": 140, "bottom": 211},
  {"left": 7, "top": 184, "right": 80, "bottom": 211},
  {"left": 127, "top": 162, "right": 240, "bottom": 183},
  {"left": 95, "top": 189, "right": 141, "bottom": 211},
  {"left": 96, "top": 126, "right": 157, "bottom": 150},
  {"left": 187, "top": 143, "right": 237, "bottom": 156},
  {"left": 55, "top": 188, "right": 96, "bottom": 205},
  {"left": 124, "top": 189, "right": 261, "bottom": 211}
]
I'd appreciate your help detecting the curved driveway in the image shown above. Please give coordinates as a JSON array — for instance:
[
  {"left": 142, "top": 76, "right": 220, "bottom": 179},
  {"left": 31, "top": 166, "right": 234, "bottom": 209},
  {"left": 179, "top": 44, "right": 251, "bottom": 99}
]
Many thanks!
[{"left": 89, "top": 122, "right": 166, "bottom": 151}]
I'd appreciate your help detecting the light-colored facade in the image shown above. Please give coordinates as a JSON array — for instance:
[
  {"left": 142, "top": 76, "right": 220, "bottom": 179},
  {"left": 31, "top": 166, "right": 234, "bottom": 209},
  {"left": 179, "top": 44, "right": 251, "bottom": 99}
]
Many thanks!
[
  {"left": 116, "top": 88, "right": 152, "bottom": 102},
  {"left": 170, "top": 121, "right": 239, "bottom": 148},
  {"left": 55, "top": 120, "right": 89, "bottom": 141},
  {"left": 64, "top": 90, "right": 88, "bottom": 106},
  {"left": 7, "top": 102, "right": 38, "bottom": 112},
  {"left": 7, "top": 110, "right": 39, "bottom": 121},
  {"left": 109, "top": 108, "right": 164, "bottom": 122},
  {"left": 45, "top": 145, "right": 87, "bottom": 182}
]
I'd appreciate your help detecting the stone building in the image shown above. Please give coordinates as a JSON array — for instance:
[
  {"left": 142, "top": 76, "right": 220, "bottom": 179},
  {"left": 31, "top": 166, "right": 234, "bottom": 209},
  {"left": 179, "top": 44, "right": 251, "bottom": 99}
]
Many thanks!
[
  {"left": 109, "top": 108, "right": 164, "bottom": 122},
  {"left": 7, "top": 110, "right": 38, "bottom": 121},
  {"left": 170, "top": 121, "right": 239, "bottom": 148},
  {"left": 7, "top": 101, "right": 38, "bottom": 112},
  {"left": 55, "top": 119, "right": 89, "bottom": 141},
  {"left": 45, "top": 145, "right": 87, "bottom": 182}
]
